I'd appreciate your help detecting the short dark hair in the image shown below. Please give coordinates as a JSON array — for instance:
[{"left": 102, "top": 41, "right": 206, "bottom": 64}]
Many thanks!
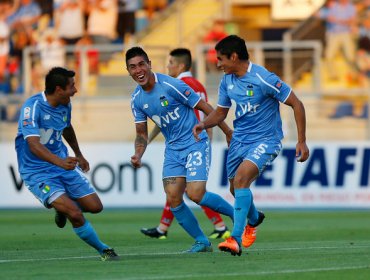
[
  {"left": 169, "top": 48, "right": 192, "bottom": 70},
  {"left": 45, "top": 67, "right": 75, "bottom": 94},
  {"left": 125, "top": 46, "right": 150, "bottom": 65},
  {"left": 215, "top": 35, "right": 249, "bottom": 60}
]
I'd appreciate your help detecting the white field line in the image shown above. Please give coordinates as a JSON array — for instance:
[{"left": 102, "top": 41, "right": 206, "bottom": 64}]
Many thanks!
[{"left": 0, "top": 244, "right": 369, "bottom": 264}]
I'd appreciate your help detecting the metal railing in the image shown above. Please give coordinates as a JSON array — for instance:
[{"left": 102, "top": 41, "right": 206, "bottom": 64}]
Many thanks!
[{"left": 1, "top": 41, "right": 369, "bottom": 142}]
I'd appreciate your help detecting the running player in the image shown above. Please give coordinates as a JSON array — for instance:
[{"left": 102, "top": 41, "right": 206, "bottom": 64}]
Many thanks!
[
  {"left": 15, "top": 67, "right": 119, "bottom": 261},
  {"left": 193, "top": 35, "right": 309, "bottom": 256}
]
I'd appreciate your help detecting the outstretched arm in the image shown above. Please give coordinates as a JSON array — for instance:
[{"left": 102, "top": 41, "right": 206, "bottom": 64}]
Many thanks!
[
  {"left": 131, "top": 122, "right": 148, "bottom": 168},
  {"left": 193, "top": 99, "right": 232, "bottom": 144},
  {"left": 284, "top": 91, "right": 309, "bottom": 162}
]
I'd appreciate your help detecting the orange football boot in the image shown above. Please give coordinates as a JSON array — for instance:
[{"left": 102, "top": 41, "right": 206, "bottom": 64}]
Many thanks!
[
  {"left": 218, "top": 237, "right": 242, "bottom": 256},
  {"left": 242, "top": 211, "right": 265, "bottom": 248}
]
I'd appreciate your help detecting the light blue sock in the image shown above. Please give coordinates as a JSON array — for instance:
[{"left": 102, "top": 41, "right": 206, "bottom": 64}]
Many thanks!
[
  {"left": 199, "top": 192, "right": 234, "bottom": 222},
  {"left": 247, "top": 198, "right": 259, "bottom": 226},
  {"left": 231, "top": 188, "right": 253, "bottom": 243},
  {"left": 171, "top": 202, "right": 209, "bottom": 245},
  {"left": 73, "top": 220, "right": 108, "bottom": 254}
]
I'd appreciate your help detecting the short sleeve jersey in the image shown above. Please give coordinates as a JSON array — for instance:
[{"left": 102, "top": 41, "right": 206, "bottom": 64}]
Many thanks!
[
  {"left": 15, "top": 92, "right": 71, "bottom": 183},
  {"left": 218, "top": 62, "right": 291, "bottom": 144},
  {"left": 131, "top": 72, "right": 208, "bottom": 150}
]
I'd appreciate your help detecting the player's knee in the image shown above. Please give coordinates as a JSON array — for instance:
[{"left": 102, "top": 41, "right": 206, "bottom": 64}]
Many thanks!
[
  {"left": 89, "top": 203, "right": 103, "bottom": 214},
  {"left": 68, "top": 209, "right": 84, "bottom": 225},
  {"left": 233, "top": 176, "right": 252, "bottom": 189},
  {"left": 186, "top": 191, "right": 202, "bottom": 204}
]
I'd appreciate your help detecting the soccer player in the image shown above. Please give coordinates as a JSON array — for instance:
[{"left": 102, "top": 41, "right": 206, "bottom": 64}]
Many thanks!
[
  {"left": 127, "top": 46, "right": 234, "bottom": 252},
  {"left": 15, "top": 67, "right": 119, "bottom": 261},
  {"left": 193, "top": 35, "right": 310, "bottom": 256},
  {"left": 140, "top": 48, "right": 231, "bottom": 240}
]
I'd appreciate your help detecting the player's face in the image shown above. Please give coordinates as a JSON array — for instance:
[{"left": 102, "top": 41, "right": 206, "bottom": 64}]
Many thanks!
[
  {"left": 127, "top": 56, "right": 153, "bottom": 89},
  {"left": 216, "top": 51, "right": 237, "bottom": 74},
  {"left": 167, "top": 56, "right": 181, "bottom": 78},
  {"left": 56, "top": 77, "right": 77, "bottom": 106}
]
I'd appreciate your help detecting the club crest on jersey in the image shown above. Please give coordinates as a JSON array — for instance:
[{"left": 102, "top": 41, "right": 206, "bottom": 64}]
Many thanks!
[
  {"left": 160, "top": 96, "right": 169, "bottom": 107},
  {"left": 42, "top": 185, "right": 50, "bottom": 194},
  {"left": 246, "top": 85, "right": 254, "bottom": 96}
]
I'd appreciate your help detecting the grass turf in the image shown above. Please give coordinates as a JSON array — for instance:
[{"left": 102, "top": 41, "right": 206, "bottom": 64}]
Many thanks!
[{"left": 0, "top": 209, "right": 369, "bottom": 280}]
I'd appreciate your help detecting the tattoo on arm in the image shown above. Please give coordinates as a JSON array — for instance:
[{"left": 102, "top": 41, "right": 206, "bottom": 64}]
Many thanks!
[{"left": 135, "top": 135, "right": 147, "bottom": 149}]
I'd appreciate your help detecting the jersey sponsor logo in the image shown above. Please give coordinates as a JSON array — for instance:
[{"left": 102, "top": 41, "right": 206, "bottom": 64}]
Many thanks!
[
  {"left": 39, "top": 128, "right": 63, "bottom": 145},
  {"left": 151, "top": 107, "right": 180, "bottom": 128},
  {"left": 275, "top": 81, "right": 282, "bottom": 89},
  {"left": 22, "top": 120, "right": 33, "bottom": 127},
  {"left": 227, "top": 84, "right": 234, "bottom": 90},
  {"left": 43, "top": 114, "right": 51, "bottom": 120},
  {"left": 237, "top": 102, "right": 260, "bottom": 116},
  {"left": 185, "top": 90, "right": 191, "bottom": 96},
  {"left": 143, "top": 104, "right": 149, "bottom": 109}
]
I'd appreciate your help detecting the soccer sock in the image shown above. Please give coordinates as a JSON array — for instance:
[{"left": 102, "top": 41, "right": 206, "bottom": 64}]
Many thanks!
[
  {"left": 247, "top": 198, "right": 259, "bottom": 226},
  {"left": 73, "top": 220, "right": 108, "bottom": 254},
  {"left": 199, "top": 192, "right": 234, "bottom": 221},
  {"left": 159, "top": 201, "right": 175, "bottom": 228},
  {"left": 170, "top": 202, "right": 209, "bottom": 245},
  {"left": 231, "top": 188, "right": 252, "bottom": 243},
  {"left": 201, "top": 205, "right": 224, "bottom": 225}
]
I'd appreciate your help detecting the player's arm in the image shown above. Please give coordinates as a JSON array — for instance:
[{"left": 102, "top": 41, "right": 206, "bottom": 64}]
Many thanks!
[
  {"left": 27, "top": 136, "right": 77, "bottom": 170},
  {"left": 284, "top": 91, "right": 309, "bottom": 162},
  {"left": 63, "top": 125, "right": 89, "bottom": 172},
  {"left": 131, "top": 122, "right": 148, "bottom": 168},
  {"left": 148, "top": 124, "right": 161, "bottom": 144},
  {"left": 193, "top": 99, "right": 232, "bottom": 144}
]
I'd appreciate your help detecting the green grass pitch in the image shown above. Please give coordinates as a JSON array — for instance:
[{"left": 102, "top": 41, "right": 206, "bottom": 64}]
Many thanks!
[{"left": 0, "top": 209, "right": 369, "bottom": 280}]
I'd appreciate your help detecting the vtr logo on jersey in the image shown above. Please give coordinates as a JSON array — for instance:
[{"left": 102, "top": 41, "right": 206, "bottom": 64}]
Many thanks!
[
  {"left": 152, "top": 107, "right": 180, "bottom": 128},
  {"left": 237, "top": 102, "right": 260, "bottom": 116},
  {"left": 39, "top": 128, "right": 63, "bottom": 145}
]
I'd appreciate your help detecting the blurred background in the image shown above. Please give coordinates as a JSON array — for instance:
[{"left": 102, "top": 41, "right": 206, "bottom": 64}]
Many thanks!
[{"left": 0, "top": 0, "right": 369, "bottom": 209}]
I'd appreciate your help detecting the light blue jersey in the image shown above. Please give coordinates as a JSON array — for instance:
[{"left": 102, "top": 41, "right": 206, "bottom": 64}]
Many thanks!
[
  {"left": 218, "top": 62, "right": 291, "bottom": 144},
  {"left": 131, "top": 72, "right": 208, "bottom": 150},
  {"left": 15, "top": 92, "right": 71, "bottom": 184}
]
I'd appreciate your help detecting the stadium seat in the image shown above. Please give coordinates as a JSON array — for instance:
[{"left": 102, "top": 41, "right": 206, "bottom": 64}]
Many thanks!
[{"left": 329, "top": 102, "right": 354, "bottom": 119}]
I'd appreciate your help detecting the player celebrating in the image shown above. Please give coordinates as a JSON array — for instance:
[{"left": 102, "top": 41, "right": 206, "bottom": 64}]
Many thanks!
[
  {"left": 140, "top": 48, "right": 231, "bottom": 240},
  {"left": 127, "top": 47, "right": 234, "bottom": 252},
  {"left": 193, "top": 35, "right": 309, "bottom": 256},
  {"left": 15, "top": 67, "right": 119, "bottom": 261}
]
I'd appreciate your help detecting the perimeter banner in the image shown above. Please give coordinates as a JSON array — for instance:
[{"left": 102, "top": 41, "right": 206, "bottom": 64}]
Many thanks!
[{"left": 1, "top": 142, "right": 369, "bottom": 208}]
